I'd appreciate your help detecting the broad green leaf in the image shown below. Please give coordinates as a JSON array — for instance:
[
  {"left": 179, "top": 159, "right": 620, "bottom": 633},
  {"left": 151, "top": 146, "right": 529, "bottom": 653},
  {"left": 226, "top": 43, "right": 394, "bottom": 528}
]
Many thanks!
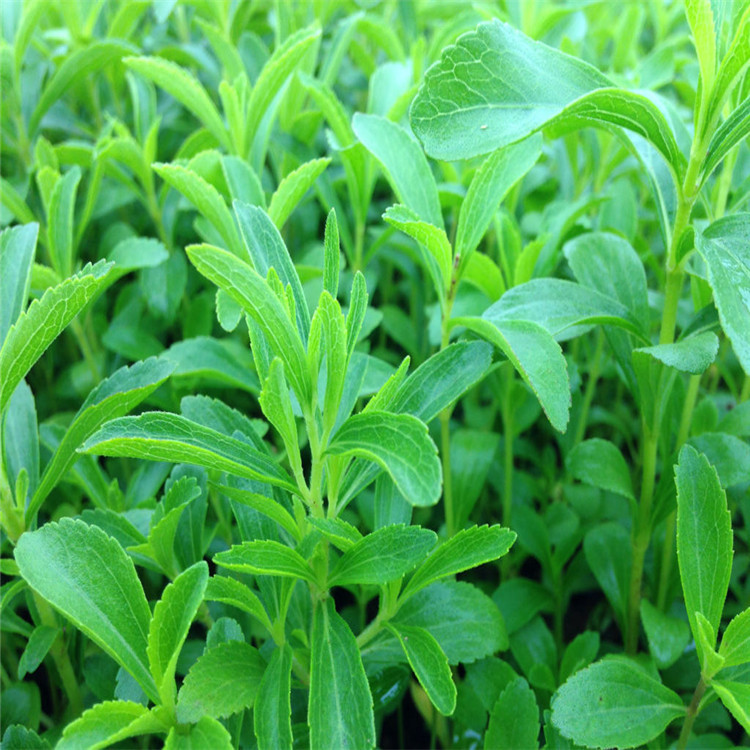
[
  {"left": 685, "top": 0, "right": 716, "bottom": 94},
  {"left": 164, "top": 716, "right": 232, "bottom": 750},
  {"left": 640, "top": 600, "right": 691, "bottom": 670},
  {"left": 0, "top": 223, "right": 38, "bottom": 345},
  {"left": 675, "top": 444, "right": 733, "bottom": 667},
  {"left": 214, "top": 541, "right": 316, "bottom": 583},
  {"left": 125, "top": 57, "right": 230, "bottom": 149},
  {"left": 462, "top": 252, "right": 504, "bottom": 301},
  {"left": 453, "top": 317, "right": 570, "bottom": 433},
  {"left": 352, "top": 113, "right": 443, "bottom": 228},
  {"left": 696, "top": 214, "right": 750, "bottom": 374},
  {"left": 309, "top": 599, "right": 375, "bottom": 750},
  {"left": 410, "top": 20, "right": 683, "bottom": 172},
  {"left": 484, "top": 279, "right": 647, "bottom": 341},
  {"left": 456, "top": 135, "right": 542, "bottom": 265},
  {"left": 566, "top": 439, "right": 634, "bottom": 500},
  {"left": 636, "top": 332, "right": 719, "bottom": 375},
  {"left": 153, "top": 164, "right": 245, "bottom": 260},
  {"left": 128, "top": 502, "right": 188, "bottom": 577},
  {"left": 14, "top": 519, "right": 157, "bottom": 702},
  {"left": 234, "top": 202, "right": 311, "bottom": 342},
  {"left": 17, "top": 626, "right": 58, "bottom": 680},
  {"left": 186, "top": 243, "right": 311, "bottom": 404},
  {"left": 0, "top": 261, "right": 114, "bottom": 412},
  {"left": 550, "top": 658, "right": 685, "bottom": 747},
  {"left": 559, "top": 631, "right": 600, "bottom": 683},
  {"left": 485, "top": 677, "right": 539, "bottom": 750},
  {"left": 329, "top": 524, "right": 436, "bottom": 587},
  {"left": 450, "top": 431, "right": 500, "bottom": 529},
  {"left": 31, "top": 40, "right": 134, "bottom": 134},
  {"left": 2, "top": 725, "right": 50, "bottom": 750},
  {"left": 583, "top": 524, "right": 630, "bottom": 625},
  {"left": 703, "top": 96, "right": 750, "bottom": 178},
  {"left": 108, "top": 237, "right": 169, "bottom": 278},
  {"left": 690, "top": 432, "right": 750, "bottom": 487},
  {"left": 268, "top": 157, "right": 330, "bottom": 228},
  {"left": 3, "top": 381, "right": 38, "bottom": 509},
  {"left": 148, "top": 562, "right": 208, "bottom": 707},
  {"left": 222, "top": 156, "right": 265, "bottom": 207},
  {"left": 254, "top": 646, "right": 293, "bottom": 750},
  {"left": 57, "top": 701, "right": 166, "bottom": 750},
  {"left": 176, "top": 641, "right": 266, "bottom": 723},
  {"left": 214, "top": 483, "right": 300, "bottom": 542},
  {"left": 327, "top": 411, "right": 441, "bottom": 507},
  {"left": 383, "top": 204, "right": 452, "bottom": 297},
  {"left": 403, "top": 525, "right": 516, "bottom": 599},
  {"left": 718, "top": 608, "right": 750, "bottom": 668},
  {"left": 204, "top": 576, "right": 272, "bottom": 632},
  {"left": 711, "top": 681, "right": 750, "bottom": 733},
  {"left": 307, "top": 517, "right": 362, "bottom": 552},
  {"left": 28, "top": 357, "right": 174, "bottom": 521},
  {"left": 386, "top": 623, "right": 456, "bottom": 716},
  {"left": 47, "top": 166, "right": 81, "bottom": 278},
  {"left": 80, "top": 412, "right": 297, "bottom": 493},
  {"left": 323, "top": 209, "right": 340, "bottom": 298}
]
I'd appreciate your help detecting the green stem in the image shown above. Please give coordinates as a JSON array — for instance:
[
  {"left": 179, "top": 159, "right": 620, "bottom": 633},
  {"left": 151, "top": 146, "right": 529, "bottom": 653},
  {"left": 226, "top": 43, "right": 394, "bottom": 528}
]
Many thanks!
[
  {"left": 440, "top": 271, "right": 458, "bottom": 536},
  {"left": 677, "top": 678, "right": 706, "bottom": 750}
]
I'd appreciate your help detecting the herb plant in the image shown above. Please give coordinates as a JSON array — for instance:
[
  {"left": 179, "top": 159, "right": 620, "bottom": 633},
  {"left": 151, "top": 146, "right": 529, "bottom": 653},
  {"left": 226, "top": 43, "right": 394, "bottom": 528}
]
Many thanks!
[{"left": 0, "top": 1, "right": 749, "bottom": 749}]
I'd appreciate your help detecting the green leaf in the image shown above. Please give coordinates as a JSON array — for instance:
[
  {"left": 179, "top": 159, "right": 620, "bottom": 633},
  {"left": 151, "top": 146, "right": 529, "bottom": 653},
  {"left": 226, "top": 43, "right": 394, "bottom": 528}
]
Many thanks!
[
  {"left": 403, "top": 525, "right": 515, "bottom": 600},
  {"left": 307, "top": 517, "right": 362, "bottom": 552},
  {"left": 268, "top": 157, "right": 331, "bottom": 228},
  {"left": 28, "top": 357, "right": 174, "bottom": 521},
  {"left": 689, "top": 432, "right": 750, "bottom": 487},
  {"left": 711, "top": 680, "right": 750, "bottom": 733},
  {"left": 153, "top": 164, "right": 244, "bottom": 260},
  {"left": 148, "top": 562, "right": 208, "bottom": 707},
  {"left": 309, "top": 599, "right": 375, "bottom": 750},
  {"left": 703, "top": 96, "right": 750, "bottom": 178},
  {"left": 222, "top": 156, "right": 266, "bottom": 208},
  {"left": 455, "top": 136, "right": 542, "bottom": 265},
  {"left": 125, "top": 57, "right": 230, "bottom": 149},
  {"left": 346, "top": 271, "right": 368, "bottom": 360},
  {"left": 583, "top": 524, "right": 630, "bottom": 625},
  {"left": 31, "top": 40, "right": 135, "bottom": 134},
  {"left": 566, "top": 439, "right": 634, "bottom": 500},
  {"left": 386, "top": 623, "right": 456, "bottom": 716},
  {"left": 411, "top": 20, "right": 683, "bottom": 172},
  {"left": 204, "top": 576, "right": 272, "bottom": 633},
  {"left": 559, "top": 631, "right": 600, "bottom": 684},
  {"left": 327, "top": 411, "right": 441, "bottom": 507},
  {"left": 57, "top": 701, "right": 166, "bottom": 750},
  {"left": 685, "top": 0, "right": 717, "bottom": 95},
  {"left": 383, "top": 204, "right": 452, "bottom": 298},
  {"left": 18, "top": 625, "right": 58, "bottom": 681},
  {"left": 352, "top": 113, "right": 443, "bottom": 228},
  {"left": 176, "top": 641, "right": 266, "bottom": 723},
  {"left": 0, "top": 223, "right": 38, "bottom": 345},
  {"left": 164, "top": 716, "right": 232, "bottom": 750},
  {"left": 80, "top": 412, "right": 297, "bottom": 493},
  {"left": 323, "top": 209, "right": 340, "bottom": 299},
  {"left": 636, "top": 332, "right": 719, "bottom": 375},
  {"left": 47, "top": 166, "right": 81, "bottom": 278},
  {"left": 453, "top": 317, "right": 570, "bottom": 433},
  {"left": 312, "top": 292, "right": 348, "bottom": 434},
  {"left": 718, "top": 608, "right": 750, "bottom": 668},
  {"left": 108, "top": 237, "right": 169, "bottom": 278},
  {"left": 213, "top": 483, "right": 300, "bottom": 542},
  {"left": 214, "top": 541, "right": 316, "bottom": 584},
  {"left": 640, "top": 600, "right": 691, "bottom": 670},
  {"left": 551, "top": 658, "right": 685, "bottom": 748},
  {"left": 485, "top": 678, "right": 539, "bottom": 750},
  {"left": 14, "top": 519, "right": 157, "bottom": 702},
  {"left": 675, "top": 444, "right": 733, "bottom": 668},
  {"left": 696, "top": 214, "right": 750, "bottom": 374},
  {"left": 259, "top": 359, "right": 301, "bottom": 476},
  {"left": 254, "top": 646, "right": 293, "bottom": 750},
  {"left": 0, "top": 261, "right": 114, "bottom": 412},
  {"left": 186, "top": 243, "right": 311, "bottom": 404},
  {"left": 329, "top": 524, "right": 436, "bottom": 587}
]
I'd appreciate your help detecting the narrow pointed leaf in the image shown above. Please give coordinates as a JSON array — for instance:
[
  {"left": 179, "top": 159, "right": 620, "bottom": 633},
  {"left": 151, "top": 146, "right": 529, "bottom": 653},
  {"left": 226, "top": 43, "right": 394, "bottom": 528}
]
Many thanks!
[
  {"left": 214, "top": 541, "right": 316, "bottom": 584},
  {"left": 718, "top": 608, "right": 750, "bottom": 668},
  {"left": 268, "top": 157, "right": 331, "bottom": 228},
  {"left": 0, "top": 223, "right": 38, "bottom": 345},
  {"left": 204, "top": 576, "right": 272, "bottom": 632},
  {"left": 567, "top": 439, "right": 634, "bottom": 500},
  {"left": 254, "top": 645, "right": 293, "bottom": 750}
]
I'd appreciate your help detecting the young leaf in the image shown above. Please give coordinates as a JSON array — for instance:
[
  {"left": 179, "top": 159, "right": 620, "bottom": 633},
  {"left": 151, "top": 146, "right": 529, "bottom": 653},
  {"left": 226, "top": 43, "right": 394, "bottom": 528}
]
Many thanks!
[
  {"left": 176, "top": 641, "right": 266, "bottom": 723},
  {"left": 0, "top": 261, "right": 114, "bottom": 412},
  {"left": 352, "top": 113, "right": 443, "bottom": 228},
  {"left": 14, "top": 519, "right": 158, "bottom": 702},
  {"left": 268, "top": 157, "right": 331, "bottom": 229},
  {"left": 47, "top": 166, "right": 81, "bottom": 278},
  {"left": 0, "top": 223, "right": 38, "bottom": 345},
  {"left": 403, "top": 525, "right": 516, "bottom": 599},
  {"left": 17, "top": 625, "right": 58, "bottom": 680},
  {"left": 323, "top": 209, "right": 340, "bottom": 298},
  {"left": 485, "top": 678, "right": 539, "bottom": 750},
  {"left": 675, "top": 444, "right": 733, "bottom": 667},
  {"left": 164, "top": 716, "right": 232, "bottom": 750},
  {"left": 259, "top": 358, "right": 301, "bottom": 476},
  {"left": 718, "top": 608, "right": 750, "bottom": 668},
  {"left": 583, "top": 524, "right": 631, "bottom": 626},
  {"left": 566, "top": 439, "right": 634, "bottom": 501},
  {"left": 328, "top": 524, "right": 437, "bottom": 586},
  {"left": 28, "top": 357, "right": 175, "bottom": 521},
  {"left": 254, "top": 646, "right": 293, "bottom": 750},
  {"left": 148, "top": 562, "right": 208, "bottom": 707},
  {"left": 386, "top": 623, "right": 456, "bottom": 716},
  {"left": 186, "top": 243, "right": 311, "bottom": 404},
  {"left": 204, "top": 575, "right": 273, "bottom": 633},
  {"left": 346, "top": 271, "right": 368, "bottom": 359},
  {"left": 213, "top": 484, "right": 300, "bottom": 542},
  {"left": 711, "top": 681, "right": 750, "bottom": 733},
  {"left": 640, "top": 600, "right": 691, "bottom": 670},
  {"left": 410, "top": 20, "right": 684, "bottom": 171},
  {"left": 702, "top": 96, "right": 750, "bottom": 178},
  {"left": 214, "top": 541, "right": 316, "bottom": 584},
  {"left": 307, "top": 517, "right": 362, "bottom": 552},
  {"left": 550, "top": 658, "right": 685, "bottom": 748},
  {"left": 635, "top": 332, "right": 719, "bottom": 375},
  {"left": 80, "top": 412, "right": 297, "bottom": 494},
  {"left": 696, "top": 214, "right": 750, "bottom": 374},
  {"left": 57, "top": 701, "right": 166, "bottom": 750},
  {"left": 327, "top": 411, "right": 441, "bottom": 507},
  {"left": 309, "top": 599, "right": 375, "bottom": 750}
]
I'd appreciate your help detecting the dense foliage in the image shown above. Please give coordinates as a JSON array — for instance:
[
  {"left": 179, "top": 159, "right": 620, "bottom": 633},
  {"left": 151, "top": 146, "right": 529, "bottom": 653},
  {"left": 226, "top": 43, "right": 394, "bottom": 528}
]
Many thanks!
[{"left": 1, "top": 0, "right": 749, "bottom": 748}]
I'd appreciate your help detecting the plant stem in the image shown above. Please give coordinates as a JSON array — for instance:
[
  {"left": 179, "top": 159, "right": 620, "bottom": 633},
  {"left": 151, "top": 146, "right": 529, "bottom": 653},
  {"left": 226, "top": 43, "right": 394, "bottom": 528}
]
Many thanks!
[{"left": 677, "top": 677, "right": 706, "bottom": 750}]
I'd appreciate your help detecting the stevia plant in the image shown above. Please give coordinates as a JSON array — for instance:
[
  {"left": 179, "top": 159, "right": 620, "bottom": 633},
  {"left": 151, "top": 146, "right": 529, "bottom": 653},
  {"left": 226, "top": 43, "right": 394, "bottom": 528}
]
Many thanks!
[{"left": 0, "top": 0, "right": 749, "bottom": 748}]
